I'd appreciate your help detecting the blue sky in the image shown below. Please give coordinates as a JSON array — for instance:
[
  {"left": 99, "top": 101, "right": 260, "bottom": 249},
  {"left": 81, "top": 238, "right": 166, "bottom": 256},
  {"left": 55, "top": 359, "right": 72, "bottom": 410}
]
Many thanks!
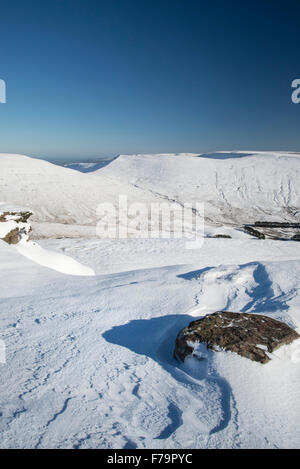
[{"left": 0, "top": 0, "right": 300, "bottom": 161}]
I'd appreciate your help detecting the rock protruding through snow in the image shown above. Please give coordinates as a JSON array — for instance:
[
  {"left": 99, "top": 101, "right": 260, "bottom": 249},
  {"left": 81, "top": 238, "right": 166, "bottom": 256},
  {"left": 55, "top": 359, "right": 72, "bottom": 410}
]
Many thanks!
[
  {"left": 0, "top": 208, "right": 32, "bottom": 244},
  {"left": 243, "top": 222, "right": 300, "bottom": 241},
  {"left": 0, "top": 205, "right": 94, "bottom": 275},
  {"left": 174, "top": 311, "right": 300, "bottom": 364}
]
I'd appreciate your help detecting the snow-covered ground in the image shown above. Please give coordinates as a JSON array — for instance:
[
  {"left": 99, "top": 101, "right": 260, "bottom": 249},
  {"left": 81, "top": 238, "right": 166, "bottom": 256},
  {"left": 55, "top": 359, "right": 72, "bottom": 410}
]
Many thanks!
[
  {"left": 0, "top": 151, "right": 300, "bottom": 449},
  {"left": 1, "top": 234, "right": 300, "bottom": 449}
]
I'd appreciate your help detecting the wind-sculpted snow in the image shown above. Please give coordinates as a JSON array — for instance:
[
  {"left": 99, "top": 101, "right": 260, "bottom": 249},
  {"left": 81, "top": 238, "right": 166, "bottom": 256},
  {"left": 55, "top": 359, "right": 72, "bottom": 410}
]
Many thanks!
[
  {"left": 0, "top": 237, "right": 300, "bottom": 448},
  {"left": 16, "top": 239, "right": 95, "bottom": 276},
  {"left": 1, "top": 151, "right": 300, "bottom": 449}
]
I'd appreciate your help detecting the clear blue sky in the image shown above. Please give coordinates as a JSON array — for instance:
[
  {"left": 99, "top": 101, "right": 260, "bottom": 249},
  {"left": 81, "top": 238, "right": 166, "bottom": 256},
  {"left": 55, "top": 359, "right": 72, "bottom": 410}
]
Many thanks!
[{"left": 0, "top": 0, "right": 300, "bottom": 161}]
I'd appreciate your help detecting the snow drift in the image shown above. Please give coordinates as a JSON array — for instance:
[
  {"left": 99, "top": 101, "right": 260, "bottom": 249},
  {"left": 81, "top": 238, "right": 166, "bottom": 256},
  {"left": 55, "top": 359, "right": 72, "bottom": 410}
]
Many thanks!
[{"left": 1, "top": 237, "right": 300, "bottom": 448}]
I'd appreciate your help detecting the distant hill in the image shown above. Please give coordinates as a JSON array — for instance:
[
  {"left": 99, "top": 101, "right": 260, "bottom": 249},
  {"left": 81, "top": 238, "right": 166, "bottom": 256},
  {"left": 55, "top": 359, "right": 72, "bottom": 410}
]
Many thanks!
[{"left": 0, "top": 151, "right": 299, "bottom": 238}]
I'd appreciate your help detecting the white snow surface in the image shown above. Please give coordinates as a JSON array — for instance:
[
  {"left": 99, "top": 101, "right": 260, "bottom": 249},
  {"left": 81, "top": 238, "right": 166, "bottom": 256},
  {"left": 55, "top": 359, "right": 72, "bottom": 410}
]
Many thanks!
[
  {"left": 0, "top": 151, "right": 300, "bottom": 449},
  {"left": 0, "top": 202, "right": 32, "bottom": 215},
  {"left": 16, "top": 239, "right": 95, "bottom": 276},
  {"left": 0, "top": 153, "right": 159, "bottom": 238},
  {"left": 1, "top": 235, "right": 300, "bottom": 449},
  {"left": 101, "top": 151, "right": 300, "bottom": 225},
  {"left": 0, "top": 221, "right": 18, "bottom": 239}
]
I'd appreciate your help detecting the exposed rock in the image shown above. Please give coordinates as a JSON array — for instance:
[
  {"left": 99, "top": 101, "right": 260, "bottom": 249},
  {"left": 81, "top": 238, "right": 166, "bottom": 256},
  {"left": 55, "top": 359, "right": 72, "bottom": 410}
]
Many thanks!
[
  {"left": 0, "top": 210, "right": 32, "bottom": 224},
  {"left": 254, "top": 222, "right": 300, "bottom": 228},
  {"left": 291, "top": 233, "right": 300, "bottom": 241},
  {"left": 243, "top": 222, "right": 300, "bottom": 240},
  {"left": 243, "top": 225, "right": 265, "bottom": 239},
  {"left": 174, "top": 311, "right": 300, "bottom": 364},
  {"left": 2, "top": 227, "right": 20, "bottom": 244},
  {"left": 0, "top": 209, "right": 33, "bottom": 244},
  {"left": 212, "top": 234, "right": 232, "bottom": 238}
]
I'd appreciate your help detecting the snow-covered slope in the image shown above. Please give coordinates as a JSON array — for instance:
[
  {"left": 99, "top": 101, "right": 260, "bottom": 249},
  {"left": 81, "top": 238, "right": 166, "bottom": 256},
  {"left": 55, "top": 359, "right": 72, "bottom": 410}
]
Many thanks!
[
  {"left": 1, "top": 150, "right": 300, "bottom": 449},
  {"left": 0, "top": 151, "right": 299, "bottom": 238},
  {"left": 1, "top": 237, "right": 300, "bottom": 449},
  {"left": 101, "top": 151, "right": 300, "bottom": 225},
  {"left": 0, "top": 153, "right": 157, "bottom": 238}
]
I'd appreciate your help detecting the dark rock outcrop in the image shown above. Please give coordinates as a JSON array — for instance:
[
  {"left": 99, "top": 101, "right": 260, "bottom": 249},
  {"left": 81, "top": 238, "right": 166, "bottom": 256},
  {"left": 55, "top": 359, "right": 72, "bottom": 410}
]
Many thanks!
[
  {"left": 0, "top": 210, "right": 32, "bottom": 224},
  {"left": 243, "top": 222, "right": 300, "bottom": 240},
  {"left": 254, "top": 222, "right": 300, "bottom": 228},
  {"left": 2, "top": 227, "right": 20, "bottom": 244},
  {"left": 243, "top": 225, "right": 265, "bottom": 239},
  {"left": 212, "top": 234, "right": 232, "bottom": 239},
  {"left": 0, "top": 210, "right": 32, "bottom": 244},
  {"left": 174, "top": 311, "right": 300, "bottom": 364}
]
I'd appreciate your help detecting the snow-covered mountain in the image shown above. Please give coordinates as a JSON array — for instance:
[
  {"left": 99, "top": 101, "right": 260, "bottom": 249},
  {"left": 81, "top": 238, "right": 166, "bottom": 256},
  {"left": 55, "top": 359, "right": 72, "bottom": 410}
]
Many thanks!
[
  {"left": 101, "top": 151, "right": 300, "bottom": 226},
  {"left": 0, "top": 151, "right": 299, "bottom": 238},
  {"left": 0, "top": 153, "right": 158, "bottom": 238}
]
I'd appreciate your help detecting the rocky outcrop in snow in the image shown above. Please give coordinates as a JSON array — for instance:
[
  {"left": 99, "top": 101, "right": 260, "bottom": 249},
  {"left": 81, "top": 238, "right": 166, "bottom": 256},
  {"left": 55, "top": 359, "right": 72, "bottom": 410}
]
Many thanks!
[
  {"left": 0, "top": 207, "right": 32, "bottom": 244},
  {"left": 243, "top": 222, "right": 300, "bottom": 240},
  {"left": 0, "top": 204, "right": 94, "bottom": 275},
  {"left": 174, "top": 311, "right": 300, "bottom": 364}
]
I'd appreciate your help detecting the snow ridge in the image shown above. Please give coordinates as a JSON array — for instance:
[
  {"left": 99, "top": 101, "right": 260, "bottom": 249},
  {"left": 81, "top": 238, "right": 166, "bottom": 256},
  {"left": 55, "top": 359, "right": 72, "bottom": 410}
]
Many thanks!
[{"left": 1, "top": 151, "right": 300, "bottom": 238}]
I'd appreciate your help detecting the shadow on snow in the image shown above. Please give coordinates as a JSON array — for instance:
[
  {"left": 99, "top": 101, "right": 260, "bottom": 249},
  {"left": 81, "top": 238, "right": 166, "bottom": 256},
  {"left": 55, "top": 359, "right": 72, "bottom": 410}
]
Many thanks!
[
  {"left": 103, "top": 312, "right": 232, "bottom": 437},
  {"left": 103, "top": 260, "right": 296, "bottom": 439}
]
